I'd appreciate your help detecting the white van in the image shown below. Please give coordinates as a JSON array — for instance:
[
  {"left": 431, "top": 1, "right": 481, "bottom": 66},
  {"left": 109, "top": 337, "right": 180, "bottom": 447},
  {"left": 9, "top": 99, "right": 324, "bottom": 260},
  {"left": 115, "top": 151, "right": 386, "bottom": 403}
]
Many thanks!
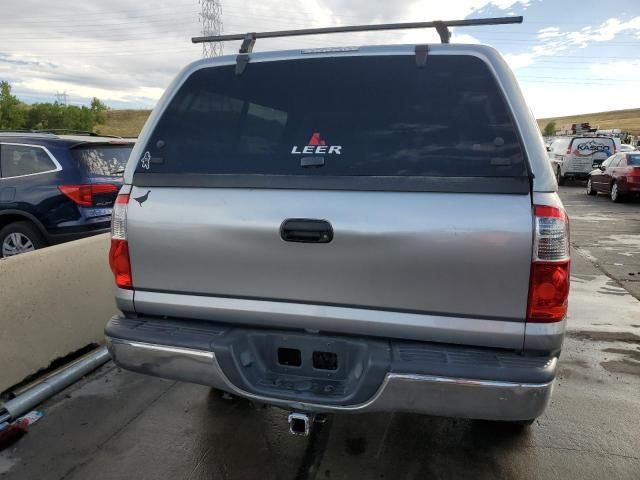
[{"left": 548, "top": 136, "right": 616, "bottom": 184}]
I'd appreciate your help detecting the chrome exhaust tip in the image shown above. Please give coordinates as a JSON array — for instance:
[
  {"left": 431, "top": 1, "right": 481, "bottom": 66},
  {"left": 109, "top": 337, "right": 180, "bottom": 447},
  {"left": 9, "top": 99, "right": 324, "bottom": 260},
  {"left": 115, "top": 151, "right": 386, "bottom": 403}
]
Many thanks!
[{"left": 288, "top": 412, "right": 311, "bottom": 436}]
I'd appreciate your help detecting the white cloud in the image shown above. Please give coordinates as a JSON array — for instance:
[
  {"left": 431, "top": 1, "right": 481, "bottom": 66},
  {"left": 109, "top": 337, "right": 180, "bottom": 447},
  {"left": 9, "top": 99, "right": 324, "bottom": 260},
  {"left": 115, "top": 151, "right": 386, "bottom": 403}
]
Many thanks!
[
  {"left": 564, "top": 17, "right": 640, "bottom": 46},
  {"left": 504, "top": 52, "right": 536, "bottom": 69},
  {"left": 450, "top": 33, "right": 482, "bottom": 44},
  {"left": 15, "top": 77, "right": 165, "bottom": 105},
  {"left": 502, "top": 15, "right": 640, "bottom": 72},
  {"left": 537, "top": 26, "right": 561, "bottom": 39},
  {"left": 522, "top": 80, "right": 640, "bottom": 118},
  {"left": 589, "top": 59, "right": 640, "bottom": 77},
  {"left": 488, "top": 0, "right": 530, "bottom": 8}
]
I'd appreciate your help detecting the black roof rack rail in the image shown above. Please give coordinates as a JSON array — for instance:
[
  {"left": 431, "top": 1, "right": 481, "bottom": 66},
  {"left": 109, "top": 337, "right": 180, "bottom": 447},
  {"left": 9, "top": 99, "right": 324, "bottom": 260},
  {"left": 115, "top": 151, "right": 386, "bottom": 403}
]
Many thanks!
[
  {"left": 192, "top": 16, "right": 523, "bottom": 50},
  {"left": 0, "top": 129, "right": 59, "bottom": 138},
  {"left": 32, "top": 129, "right": 123, "bottom": 139},
  {"left": 0, "top": 129, "right": 123, "bottom": 140}
]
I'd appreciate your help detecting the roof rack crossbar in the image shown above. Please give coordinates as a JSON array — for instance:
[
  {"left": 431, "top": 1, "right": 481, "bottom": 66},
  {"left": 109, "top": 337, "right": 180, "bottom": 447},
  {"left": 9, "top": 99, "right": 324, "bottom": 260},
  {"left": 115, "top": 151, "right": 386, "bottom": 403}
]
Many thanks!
[{"left": 192, "top": 16, "right": 523, "bottom": 49}]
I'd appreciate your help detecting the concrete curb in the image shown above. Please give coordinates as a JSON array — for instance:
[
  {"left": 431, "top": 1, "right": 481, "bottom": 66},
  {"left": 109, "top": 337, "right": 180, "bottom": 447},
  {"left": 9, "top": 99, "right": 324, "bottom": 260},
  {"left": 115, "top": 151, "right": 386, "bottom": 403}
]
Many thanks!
[{"left": 0, "top": 234, "right": 116, "bottom": 392}]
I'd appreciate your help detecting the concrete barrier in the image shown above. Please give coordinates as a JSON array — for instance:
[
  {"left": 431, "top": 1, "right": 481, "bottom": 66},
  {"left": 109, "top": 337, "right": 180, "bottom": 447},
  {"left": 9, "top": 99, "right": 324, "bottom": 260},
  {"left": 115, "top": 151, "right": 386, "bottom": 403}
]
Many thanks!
[{"left": 0, "top": 234, "right": 116, "bottom": 392}]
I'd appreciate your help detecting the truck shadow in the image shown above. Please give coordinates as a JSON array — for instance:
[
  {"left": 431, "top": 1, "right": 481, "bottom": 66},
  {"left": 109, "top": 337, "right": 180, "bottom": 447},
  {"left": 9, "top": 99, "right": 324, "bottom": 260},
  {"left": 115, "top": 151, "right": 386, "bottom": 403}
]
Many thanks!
[{"left": 197, "top": 391, "right": 531, "bottom": 480}]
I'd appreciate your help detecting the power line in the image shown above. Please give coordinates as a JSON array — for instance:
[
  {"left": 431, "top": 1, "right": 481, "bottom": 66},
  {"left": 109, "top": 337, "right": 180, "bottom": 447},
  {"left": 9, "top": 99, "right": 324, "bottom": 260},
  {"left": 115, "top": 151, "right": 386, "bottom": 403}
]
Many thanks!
[
  {"left": 2, "top": 18, "right": 639, "bottom": 60},
  {"left": 0, "top": 3, "right": 197, "bottom": 23},
  {"left": 6, "top": 0, "right": 632, "bottom": 27},
  {"left": 1, "top": 7, "right": 638, "bottom": 48},
  {"left": 519, "top": 79, "right": 640, "bottom": 85},
  {"left": 2, "top": 19, "right": 639, "bottom": 52},
  {"left": 2, "top": 40, "right": 638, "bottom": 60},
  {"left": 2, "top": 0, "right": 637, "bottom": 43},
  {"left": 1, "top": 4, "right": 635, "bottom": 36},
  {"left": 520, "top": 75, "right": 640, "bottom": 83},
  {"left": 0, "top": 9, "right": 638, "bottom": 60}
]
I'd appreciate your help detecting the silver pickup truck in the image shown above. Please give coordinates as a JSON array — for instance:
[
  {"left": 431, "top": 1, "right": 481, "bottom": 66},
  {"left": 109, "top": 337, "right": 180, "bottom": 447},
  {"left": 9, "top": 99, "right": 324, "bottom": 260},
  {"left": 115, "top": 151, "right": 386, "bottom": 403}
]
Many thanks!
[{"left": 106, "top": 27, "right": 569, "bottom": 433}]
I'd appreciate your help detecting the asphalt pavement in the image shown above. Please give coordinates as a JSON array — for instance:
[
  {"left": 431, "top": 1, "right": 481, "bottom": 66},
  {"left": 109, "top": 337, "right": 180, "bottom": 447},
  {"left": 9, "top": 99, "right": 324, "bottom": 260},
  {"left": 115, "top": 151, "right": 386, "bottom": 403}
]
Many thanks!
[
  {"left": 1, "top": 184, "right": 639, "bottom": 480},
  {"left": 561, "top": 182, "right": 640, "bottom": 300}
]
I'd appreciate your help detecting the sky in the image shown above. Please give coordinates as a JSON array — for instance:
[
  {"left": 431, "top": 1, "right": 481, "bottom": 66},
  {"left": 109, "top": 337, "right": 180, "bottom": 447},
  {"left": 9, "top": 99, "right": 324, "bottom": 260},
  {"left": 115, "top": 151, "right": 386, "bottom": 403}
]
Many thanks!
[{"left": 0, "top": 0, "right": 638, "bottom": 118}]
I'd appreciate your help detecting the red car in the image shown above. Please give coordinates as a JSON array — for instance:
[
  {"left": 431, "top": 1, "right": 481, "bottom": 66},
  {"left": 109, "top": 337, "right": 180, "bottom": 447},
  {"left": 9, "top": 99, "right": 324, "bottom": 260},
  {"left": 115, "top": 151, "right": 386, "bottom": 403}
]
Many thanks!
[{"left": 587, "top": 152, "right": 640, "bottom": 202}]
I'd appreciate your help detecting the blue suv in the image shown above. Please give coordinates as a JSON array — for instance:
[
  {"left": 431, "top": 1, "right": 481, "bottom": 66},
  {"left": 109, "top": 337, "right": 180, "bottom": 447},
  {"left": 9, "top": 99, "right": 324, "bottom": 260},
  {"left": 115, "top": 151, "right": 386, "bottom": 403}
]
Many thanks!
[{"left": 0, "top": 132, "right": 134, "bottom": 257}]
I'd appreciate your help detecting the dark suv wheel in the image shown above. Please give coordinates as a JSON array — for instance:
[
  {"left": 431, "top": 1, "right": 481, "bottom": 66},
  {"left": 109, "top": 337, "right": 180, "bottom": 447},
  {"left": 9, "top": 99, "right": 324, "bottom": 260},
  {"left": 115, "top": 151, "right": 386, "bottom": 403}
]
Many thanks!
[
  {"left": 0, "top": 221, "right": 47, "bottom": 258},
  {"left": 556, "top": 166, "right": 566, "bottom": 185},
  {"left": 586, "top": 177, "right": 597, "bottom": 196}
]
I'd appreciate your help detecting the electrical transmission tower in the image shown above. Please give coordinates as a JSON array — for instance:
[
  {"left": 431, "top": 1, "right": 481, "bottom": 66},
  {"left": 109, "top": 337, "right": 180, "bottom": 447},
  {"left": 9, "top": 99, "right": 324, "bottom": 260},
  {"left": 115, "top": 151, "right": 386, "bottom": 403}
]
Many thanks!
[
  {"left": 55, "top": 91, "right": 68, "bottom": 104},
  {"left": 199, "top": 0, "right": 223, "bottom": 57}
]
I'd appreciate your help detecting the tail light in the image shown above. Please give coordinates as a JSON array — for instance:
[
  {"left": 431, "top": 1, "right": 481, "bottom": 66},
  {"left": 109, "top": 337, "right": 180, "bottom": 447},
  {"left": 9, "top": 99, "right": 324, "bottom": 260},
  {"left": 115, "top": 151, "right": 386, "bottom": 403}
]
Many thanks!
[
  {"left": 565, "top": 142, "right": 572, "bottom": 155},
  {"left": 527, "top": 205, "right": 570, "bottom": 323},
  {"left": 58, "top": 184, "right": 118, "bottom": 207},
  {"left": 109, "top": 193, "right": 132, "bottom": 289}
]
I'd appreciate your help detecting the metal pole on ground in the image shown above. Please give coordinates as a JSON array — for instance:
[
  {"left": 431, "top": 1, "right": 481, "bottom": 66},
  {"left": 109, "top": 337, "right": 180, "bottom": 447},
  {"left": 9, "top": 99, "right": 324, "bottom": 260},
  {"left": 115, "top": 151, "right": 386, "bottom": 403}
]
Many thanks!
[{"left": 0, "top": 347, "right": 110, "bottom": 423}]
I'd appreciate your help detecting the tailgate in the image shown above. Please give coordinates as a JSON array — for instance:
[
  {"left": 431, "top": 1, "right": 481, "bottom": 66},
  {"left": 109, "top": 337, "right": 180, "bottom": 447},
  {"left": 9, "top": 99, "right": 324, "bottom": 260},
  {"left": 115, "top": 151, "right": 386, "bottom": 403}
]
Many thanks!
[{"left": 127, "top": 187, "right": 533, "bottom": 321}]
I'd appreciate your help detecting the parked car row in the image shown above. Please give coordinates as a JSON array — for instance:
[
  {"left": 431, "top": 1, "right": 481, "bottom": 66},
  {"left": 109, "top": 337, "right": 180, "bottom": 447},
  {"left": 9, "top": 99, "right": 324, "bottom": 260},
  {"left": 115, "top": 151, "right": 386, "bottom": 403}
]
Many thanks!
[
  {"left": 547, "top": 135, "right": 617, "bottom": 185},
  {"left": 546, "top": 135, "right": 639, "bottom": 202},
  {"left": 0, "top": 132, "right": 134, "bottom": 258},
  {"left": 618, "top": 143, "right": 637, "bottom": 153},
  {"left": 586, "top": 152, "right": 640, "bottom": 202}
]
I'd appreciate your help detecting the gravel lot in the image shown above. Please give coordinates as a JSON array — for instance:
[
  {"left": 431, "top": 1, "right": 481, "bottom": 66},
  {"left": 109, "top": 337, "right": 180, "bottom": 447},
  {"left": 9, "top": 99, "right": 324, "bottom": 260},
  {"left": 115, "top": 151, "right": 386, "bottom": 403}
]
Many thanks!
[{"left": 1, "top": 184, "right": 639, "bottom": 480}]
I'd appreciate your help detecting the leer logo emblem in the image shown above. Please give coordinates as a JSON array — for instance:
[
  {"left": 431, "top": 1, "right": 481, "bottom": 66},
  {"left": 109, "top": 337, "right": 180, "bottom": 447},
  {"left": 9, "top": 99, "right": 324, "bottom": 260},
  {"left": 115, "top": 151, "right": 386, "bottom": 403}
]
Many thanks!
[{"left": 291, "top": 132, "right": 342, "bottom": 155}]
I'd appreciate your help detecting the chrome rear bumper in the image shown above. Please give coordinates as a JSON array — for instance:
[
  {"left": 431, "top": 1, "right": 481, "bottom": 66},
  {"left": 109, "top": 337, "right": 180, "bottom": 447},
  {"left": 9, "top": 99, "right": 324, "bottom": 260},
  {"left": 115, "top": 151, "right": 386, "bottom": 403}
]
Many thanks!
[{"left": 106, "top": 337, "right": 554, "bottom": 421}]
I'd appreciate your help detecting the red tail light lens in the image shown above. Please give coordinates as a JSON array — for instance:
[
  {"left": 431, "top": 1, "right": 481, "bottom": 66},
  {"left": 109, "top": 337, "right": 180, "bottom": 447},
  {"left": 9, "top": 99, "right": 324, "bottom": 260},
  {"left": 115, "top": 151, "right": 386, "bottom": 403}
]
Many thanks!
[
  {"left": 527, "top": 205, "right": 570, "bottom": 323},
  {"left": 109, "top": 193, "right": 132, "bottom": 289},
  {"left": 109, "top": 239, "right": 132, "bottom": 289},
  {"left": 527, "top": 261, "right": 570, "bottom": 322},
  {"left": 58, "top": 184, "right": 118, "bottom": 207}
]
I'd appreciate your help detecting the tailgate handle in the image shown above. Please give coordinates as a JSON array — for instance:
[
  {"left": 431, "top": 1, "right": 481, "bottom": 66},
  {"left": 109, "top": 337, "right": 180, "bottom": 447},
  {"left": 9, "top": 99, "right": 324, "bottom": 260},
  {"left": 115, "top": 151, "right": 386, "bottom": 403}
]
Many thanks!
[{"left": 281, "top": 219, "right": 333, "bottom": 243}]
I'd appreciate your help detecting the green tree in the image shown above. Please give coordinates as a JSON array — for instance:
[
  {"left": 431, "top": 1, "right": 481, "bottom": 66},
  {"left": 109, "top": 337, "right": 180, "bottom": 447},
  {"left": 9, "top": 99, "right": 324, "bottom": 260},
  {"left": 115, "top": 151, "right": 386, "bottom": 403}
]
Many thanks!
[
  {"left": 0, "top": 80, "right": 26, "bottom": 129},
  {"left": 1, "top": 83, "right": 108, "bottom": 132},
  {"left": 543, "top": 121, "right": 556, "bottom": 136},
  {"left": 26, "top": 102, "right": 65, "bottom": 130},
  {"left": 25, "top": 99, "right": 108, "bottom": 132},
  {"left": 90, "top": 97, "right": 108, "bottom": 124}
]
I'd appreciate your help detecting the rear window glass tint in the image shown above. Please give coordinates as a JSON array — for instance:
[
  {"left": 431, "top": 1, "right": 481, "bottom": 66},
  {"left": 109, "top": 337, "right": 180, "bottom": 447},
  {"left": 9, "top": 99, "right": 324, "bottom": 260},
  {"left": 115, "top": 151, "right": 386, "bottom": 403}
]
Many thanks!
[
  {"left": 72, "top": 145, "right": 133, "bottom": 177},
  {"left": 1, "top": 144, "right": 56, "bottom": 177},
  {"left": 138, "top": 55, "right": 526, "bottom": 178},
  {"left": 627, "top": 154, "right": 640, "bottom": 166}
]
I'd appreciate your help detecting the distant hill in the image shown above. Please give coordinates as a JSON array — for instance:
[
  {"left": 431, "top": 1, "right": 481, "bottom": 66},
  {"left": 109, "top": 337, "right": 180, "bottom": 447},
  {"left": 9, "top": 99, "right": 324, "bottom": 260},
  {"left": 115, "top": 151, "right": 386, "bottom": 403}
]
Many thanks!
[
  {"left": 96, "top": 107, "right": 640, "bottom": 138},
  {"left": 538, "top": 108, "right": 640, "bottom": 136},
  {"left": 96, "top": 109, "right": 151, "bottom": 138}
]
